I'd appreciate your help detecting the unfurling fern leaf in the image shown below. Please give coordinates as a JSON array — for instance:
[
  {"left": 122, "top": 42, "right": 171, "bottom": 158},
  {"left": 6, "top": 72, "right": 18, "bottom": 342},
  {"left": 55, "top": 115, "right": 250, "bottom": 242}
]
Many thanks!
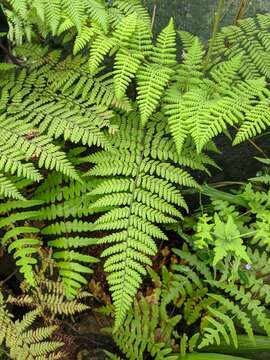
[{"left": 86, "top": 111, "right": 209, "bottom": 328}]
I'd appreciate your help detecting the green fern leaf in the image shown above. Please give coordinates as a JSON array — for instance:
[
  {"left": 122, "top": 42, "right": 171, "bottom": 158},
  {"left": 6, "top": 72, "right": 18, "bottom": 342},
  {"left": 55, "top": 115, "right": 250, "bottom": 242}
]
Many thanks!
[
  {"left": 86, "top": 112, "right": 203, "bottom": 328},
  {"left": 0, "top": 173, "right": 25, "bottom": 200},
  {"left": 137, "top": 19, "right": 176, "bottom": 126}
]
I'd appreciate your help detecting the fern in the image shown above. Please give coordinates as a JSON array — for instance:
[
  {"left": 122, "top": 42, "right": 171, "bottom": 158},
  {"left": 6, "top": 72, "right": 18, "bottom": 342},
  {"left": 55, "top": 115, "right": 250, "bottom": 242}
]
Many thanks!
[
  {"left": 199, "top": 306, "right": 238, "bottom": 349},
  {"left": 0, "top": 202, "right": 41, "bottom": 286},
  {"left": 137, "top": 19, "right": 176, "bottom": 126},
  {"left": 113, "top": 0, "right": 151, "bottom": 28},
  {"left": 7, "top": 277, "right": 90, "bottom": 316},
  {"left": 34, "top": 170, "right": 101, "bottom": 298},
  {"left": 85, "top": 111, "right": 208, "bottom": 328},
  {"left": 3, "top": 0, "right": 112, "bottom": 40},
  {"left": 111, "top": 288, "right": 180, "bottom": 360},
  {"left": 165, "top": 34, "right": 267, "bottom": 153},
  {"left": 0, "top": 174, "right": 25, "bottom": 200},
  {"left": 0, "top": 45, "right": 128, "bottom": 199},
  {"left": 0, "top": 148, "right": 101, "bottom": 297},
  {"left": 0, "top": 293, "right": 63, "bottom": 359},
  {"left": 212, "top": 14, "right": 270, "bottom": 79}
]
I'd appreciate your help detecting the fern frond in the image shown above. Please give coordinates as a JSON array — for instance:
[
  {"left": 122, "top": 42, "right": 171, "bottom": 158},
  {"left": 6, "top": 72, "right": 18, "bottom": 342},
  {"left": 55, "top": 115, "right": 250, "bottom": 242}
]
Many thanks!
[
  {"left": 114, "top": 49, "right": 143, "bottom": 99},
  {"left": 89, "top": 35, "right": 116, "bottom": 73},
  {"left": 112, "top": 292, "right": 179, "bottom": 360},
  {"left": 213, "top": 14, "right": 270, "bottom": 79},
  {"left": 61, "top": 0, "right": 84, "bottom": 32},
  {"left": 0, "top": 173, "right": 25, "bottom": 200},
  {"left": 7, "top": 278, "right": 90, "bottom": 316},
  {"left": 211, "top": 281, "right": 270, "bottom": 337},
  {"left": 208, "top": 294, "right": 255, "bottom": 343},
  {"left": 113, "top": 0, "right": 151, "bottom": 28},
  {"left": 73, "top": 26, "right": 95, "bottom": 55},
  {"left": 199, "top": 306, "right": 238, "bottom": 349},
  {"left": 86, "top": 112, "right": 204, "bottom": 328},
  {"left": 85, "top": 0, "right": 109, "bottom": 33},
  {"left": 0, "top": 297, "right": 63, "bottom": 360},
  {"left": 137, "top": 19, "right": 176, "bottom": 126},
  {"left": 165, "top": 52, "right": 267, "bottom": 153},
  {"left": 233, "top": 94, "right": 270, "bottom": 144}
]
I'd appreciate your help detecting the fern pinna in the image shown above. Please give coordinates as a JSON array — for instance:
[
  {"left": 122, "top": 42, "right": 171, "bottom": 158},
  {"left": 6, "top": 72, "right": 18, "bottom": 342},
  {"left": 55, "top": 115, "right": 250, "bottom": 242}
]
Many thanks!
[
  {"left": 0, "top": 45, "right": 123, "bottom": 200},
  {"left": 85, "top": 111, "right": 214, "bottom": 328},
  {"left": 0, "top": 292, "right": 63, "bottom": 359},
  {"left": 0, "top": 148, "right": 101, "bottom": 299},
  {"left": 165, "top": 31, "right": 269, "bottom": 154}
]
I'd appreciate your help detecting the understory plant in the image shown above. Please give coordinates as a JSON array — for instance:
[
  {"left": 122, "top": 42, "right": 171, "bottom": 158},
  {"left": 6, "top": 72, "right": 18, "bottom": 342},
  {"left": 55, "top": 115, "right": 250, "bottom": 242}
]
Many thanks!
[
  {"left": 104, "top": 176, "right": 270, "bottom": 359},
  {"left": 0, "top": 0, "right": 270, "bottom": 358}
]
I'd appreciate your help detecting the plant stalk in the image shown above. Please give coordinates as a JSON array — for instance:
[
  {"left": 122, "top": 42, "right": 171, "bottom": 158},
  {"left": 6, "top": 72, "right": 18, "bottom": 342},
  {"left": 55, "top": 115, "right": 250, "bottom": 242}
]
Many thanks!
[
  {"left": 234, "top": 0, "right": 250, "bottom": 24},
  {"left": 204, "top": 0, "right": 225, "bottom": 70}
]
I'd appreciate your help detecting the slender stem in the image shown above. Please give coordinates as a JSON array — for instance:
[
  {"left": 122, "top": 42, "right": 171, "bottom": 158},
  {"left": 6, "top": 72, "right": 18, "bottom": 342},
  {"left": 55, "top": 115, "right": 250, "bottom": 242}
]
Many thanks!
[
  {"left": 0, "top": 42, "right": 23, "bottom": 66},
  {"left": 0, "top": 268, "right": 18, "bottom": 284},
  {"left": 204, "top": 0, "right": 225, "bottom": 70},
  {"left": 234, "top": 0, "right": 250, "bottom": 24},
  {"left": 232, "top": 125, "right": 269, "bottom": 159},
  {"left": 209, "top": 181, "right": 246, "bottom": 188},
  {"left": 151, "top": 0, "right": 157, "bottom": 30}
]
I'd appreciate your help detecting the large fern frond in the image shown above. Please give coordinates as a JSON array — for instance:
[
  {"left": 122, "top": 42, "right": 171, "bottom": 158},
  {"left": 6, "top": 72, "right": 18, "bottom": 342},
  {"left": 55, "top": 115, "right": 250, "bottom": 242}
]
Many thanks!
[{"left": 85, "top": 111, "right": 208, "bottom": 328}]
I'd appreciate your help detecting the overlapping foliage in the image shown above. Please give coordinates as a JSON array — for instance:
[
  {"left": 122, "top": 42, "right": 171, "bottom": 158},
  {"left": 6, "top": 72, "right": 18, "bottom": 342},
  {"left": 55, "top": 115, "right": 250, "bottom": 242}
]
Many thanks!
[{"left": 0, "top": 1, "right": 270, "bottom": 358}]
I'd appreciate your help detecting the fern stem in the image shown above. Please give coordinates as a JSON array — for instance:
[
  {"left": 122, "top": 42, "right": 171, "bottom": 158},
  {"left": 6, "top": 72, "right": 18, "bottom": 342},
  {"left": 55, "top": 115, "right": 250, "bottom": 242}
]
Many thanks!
[
  {"left": 114, "top": 129, "right": 147, "bottom": 330},
  {"left": 151, "top": 0, "right": 158, "bottom": 30},
  {"left": 234, "top": 0, "right": 250, "bottom": 24},
  {"left": 204, "top": 0, "right": 225, "bottom": 70},
  {"left": 232, "top": 125, "right": 268, "bottom": 158}
]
